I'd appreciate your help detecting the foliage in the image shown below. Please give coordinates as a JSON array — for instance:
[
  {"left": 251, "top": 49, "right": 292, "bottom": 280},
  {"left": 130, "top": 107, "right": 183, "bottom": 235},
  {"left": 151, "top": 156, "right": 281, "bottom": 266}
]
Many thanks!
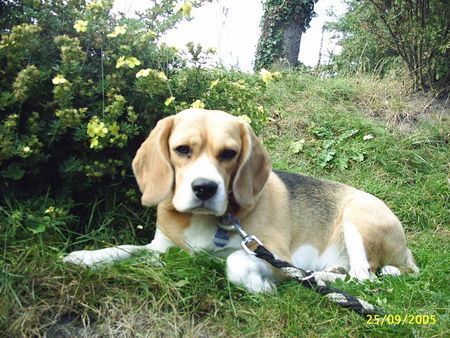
[
  {"left": 328, "top": 0, "right": 449, "bottom": 92},
  {"left": 326, "top": 2, "right": 401, "bottom": 75},
  {"left": 254, "top": 0, "right": 317, "bottom": 71},
  {"left": 0, "top": 0, "right": 267, "bottom": 208}
]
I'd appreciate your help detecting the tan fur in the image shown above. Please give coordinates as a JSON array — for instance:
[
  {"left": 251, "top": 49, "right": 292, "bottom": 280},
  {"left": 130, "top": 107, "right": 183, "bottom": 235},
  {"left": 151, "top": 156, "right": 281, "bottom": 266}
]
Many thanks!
[
  {"left": 132, "top": 116, "right": 174, "bottom": 206},
  {"left": 134, "top": 108, "right": 418, "bottom": 276},
  {"left": 232, "top": 123, "right": 272, "bottom": 210},
  {"left": 156, "top": 200, "right": 191, "bottom": 250}
]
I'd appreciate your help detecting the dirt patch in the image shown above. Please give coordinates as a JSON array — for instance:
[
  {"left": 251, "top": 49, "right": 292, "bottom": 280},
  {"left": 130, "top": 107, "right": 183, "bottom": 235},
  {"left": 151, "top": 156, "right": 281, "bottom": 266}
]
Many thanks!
[{"left": 369, "top": 91, "right": 449, "bottom": 134}]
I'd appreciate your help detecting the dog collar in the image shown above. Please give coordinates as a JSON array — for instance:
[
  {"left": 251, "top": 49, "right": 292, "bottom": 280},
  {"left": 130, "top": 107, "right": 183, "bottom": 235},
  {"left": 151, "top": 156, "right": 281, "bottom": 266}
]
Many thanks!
[{"left": 213, "top": 227, "right": 230, "bottom": 247}]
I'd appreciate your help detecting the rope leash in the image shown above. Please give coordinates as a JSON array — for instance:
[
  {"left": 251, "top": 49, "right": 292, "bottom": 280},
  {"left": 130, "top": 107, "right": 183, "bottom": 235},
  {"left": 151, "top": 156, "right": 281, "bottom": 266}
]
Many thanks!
[{"left": 218, "top": 213, "right": 384, "bottom": 318}]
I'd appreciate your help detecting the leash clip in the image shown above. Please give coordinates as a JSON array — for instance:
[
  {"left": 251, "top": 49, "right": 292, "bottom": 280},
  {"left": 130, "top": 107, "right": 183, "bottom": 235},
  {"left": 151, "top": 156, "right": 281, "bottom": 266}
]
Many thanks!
[
  {"left": 217, "top": 213, "right": 263, "bottom": 256},
  {"left": 240, "top": 235, "right": 263, "bottom": 256}
]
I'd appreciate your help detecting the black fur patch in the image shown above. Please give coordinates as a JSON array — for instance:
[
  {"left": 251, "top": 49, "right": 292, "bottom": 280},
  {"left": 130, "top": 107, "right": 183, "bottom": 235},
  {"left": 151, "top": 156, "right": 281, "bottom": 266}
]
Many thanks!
[{"left": 274, "top": 170, "right": 331, "bottom": 198}]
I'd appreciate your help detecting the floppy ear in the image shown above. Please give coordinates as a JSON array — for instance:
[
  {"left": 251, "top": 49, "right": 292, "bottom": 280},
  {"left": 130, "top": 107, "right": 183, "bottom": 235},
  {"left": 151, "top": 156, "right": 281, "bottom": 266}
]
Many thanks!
[
  {"left": 132, "top": 116, "right": 174, "bottom": 206},
  {"left": 232, "top": 122, "right": 272, "bottom": 209}
]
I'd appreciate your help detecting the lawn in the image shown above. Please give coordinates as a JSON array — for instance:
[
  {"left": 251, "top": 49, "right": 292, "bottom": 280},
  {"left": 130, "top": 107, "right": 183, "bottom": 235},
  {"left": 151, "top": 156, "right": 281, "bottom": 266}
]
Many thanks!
[{"left": 1, "top": 72, "right": 448, "bottom": 337}]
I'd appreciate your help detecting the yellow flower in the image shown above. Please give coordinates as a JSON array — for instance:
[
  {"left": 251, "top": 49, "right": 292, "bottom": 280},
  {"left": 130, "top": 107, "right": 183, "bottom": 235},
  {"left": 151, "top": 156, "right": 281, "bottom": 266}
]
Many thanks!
[
  {"left": 147, "top": 30, "right": 157, "bottom": 39},
  {"left": 87, "top": 118, "right": 108, "bottom": 138},
  {"left": 74, "top": 20, "right": 88, "bottom": 32},
  {"left": 136, "top": 68, "right": 151, "bottom": 78},
  {"left": 87, "top": 0, "right": 104, "bottom": 10},
  {"left": 90, "top": 137, "right": 99, "bottom": 149},
  {"left": 238, "top": 115, "right": 252, "bottom": 124},
  {"left": 109, "top": 124, "right": 120, "bottom": 136},
  {"left": 45, "top": 206, "right": 55, "bottom": 214},
  {"left": 23, "top": 146, "right": 31, "bottom": 153},
  {"left": 116, "top": 56, "right": 126, "bottom": 68},
  {"left": 174, "top": 1, "right": 193, "bottom": 17},
  {"left": 107, "top": 25, "right": 127, "bottom": 38},
  {"left": 52, "top": 74, "right": 67, "bottom": 85},
  {"left": 260, "top": 68, "right": 281, "bottom": 85},
  {"left": 157, "top": 71, "right": 168, "bottom": 81},
  {"left": 116, "top": 56, "right": 141, "bottom": 69},
  {"left": 165, "top": 96, "right": 175, "bottom": 106},
  {"left": 191, "top": 100, "right": 205, "bottom": 109},
  {"left": 136, "top": 225, "right": 144, "bottom": 230},
  {"left": 209, "top": 79, "right": 219, "bottom": 89}
]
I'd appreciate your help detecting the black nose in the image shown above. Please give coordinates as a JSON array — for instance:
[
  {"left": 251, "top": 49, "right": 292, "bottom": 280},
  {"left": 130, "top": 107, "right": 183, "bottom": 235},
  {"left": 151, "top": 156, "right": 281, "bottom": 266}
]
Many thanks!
[{"left": 191, "top": 179, "right": 218, "bottom": 201}]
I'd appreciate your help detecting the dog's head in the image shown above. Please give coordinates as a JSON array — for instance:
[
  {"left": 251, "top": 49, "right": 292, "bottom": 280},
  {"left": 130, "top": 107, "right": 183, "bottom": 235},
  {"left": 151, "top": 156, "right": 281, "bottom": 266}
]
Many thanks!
[{"left": 132, "top": 109, "right": 271, "bottom": 215}]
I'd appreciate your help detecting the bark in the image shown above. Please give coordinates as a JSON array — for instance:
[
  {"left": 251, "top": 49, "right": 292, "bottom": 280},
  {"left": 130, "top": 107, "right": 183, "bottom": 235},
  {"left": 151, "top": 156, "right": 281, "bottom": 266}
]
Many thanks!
[{"left": 281, "top": 18, "right": 302, "bottom": 66}]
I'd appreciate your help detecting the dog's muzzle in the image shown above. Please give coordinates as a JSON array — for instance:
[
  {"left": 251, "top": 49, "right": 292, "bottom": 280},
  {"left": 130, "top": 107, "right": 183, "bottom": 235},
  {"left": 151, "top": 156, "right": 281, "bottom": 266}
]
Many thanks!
[{"left": 191, "top": 178, "right": 218, "bottom": 201}]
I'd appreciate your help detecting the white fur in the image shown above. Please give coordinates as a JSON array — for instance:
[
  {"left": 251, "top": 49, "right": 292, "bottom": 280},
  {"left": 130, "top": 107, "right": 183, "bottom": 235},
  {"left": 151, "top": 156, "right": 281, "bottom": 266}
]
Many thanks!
[
  {"left": 63, "top": 245, "right": 146, "bottom": 268},
  {"left": 226, "top": 250, "right": 276, "bottom": 293},
  {"left": 172, "top": 155, "right": 227, "bottom": 215},
  {"left": 379, "top": 265, "right": 401, "bottom": 276},
  {"left": 183, "top": 215, "right": 241, "bottom": 257},
  {"left": 183, "top": 215, "right": 276, "bottom": 292},
  {"left": 343, "top": 221, "right": 371, "bottom": 280},
  {"left": 292, "top": 244, "right": 349, "bottom": 273},
  {"left": 63, "top": 228, "right": 174, "bottom": 268},
  {"left": 145, "top": 228, "right": 176, "bottom": 253}
]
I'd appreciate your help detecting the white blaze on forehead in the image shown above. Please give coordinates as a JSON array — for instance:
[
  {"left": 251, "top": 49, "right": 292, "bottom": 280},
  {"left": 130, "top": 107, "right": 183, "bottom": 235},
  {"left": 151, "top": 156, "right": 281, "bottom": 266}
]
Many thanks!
[{"left": 172, "top": 154, "right": 227, "bottom": 215}]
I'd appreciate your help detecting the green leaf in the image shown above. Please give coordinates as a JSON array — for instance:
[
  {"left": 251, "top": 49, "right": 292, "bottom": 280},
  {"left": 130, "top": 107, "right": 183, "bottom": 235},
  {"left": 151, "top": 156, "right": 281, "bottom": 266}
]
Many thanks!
[
  {"left": 339, "top": 129, "right": 359, "bottom": 140},
  {"left": 317, "top": 149, "right": 336, "bottom": 167},
  {"left": 289, "top": 140, "right": 304, "bottom": 154},
  {"left": 350, "top": 153, "right": 365, "bottom": 162},
  {"left": 337, "top": 156, "right": 349, "bottom": 170},
  {"left": 312, "top": 126, "right": 333, "bottom": 138},
  {"left": 1, "top": 162, "right": 25, "bottom": 180},
  {"left": 29, "top": 223, "right": 46, "bottom": 234},
  {"left": 323, "top": 139, "right": 335, "bottom": 149}
]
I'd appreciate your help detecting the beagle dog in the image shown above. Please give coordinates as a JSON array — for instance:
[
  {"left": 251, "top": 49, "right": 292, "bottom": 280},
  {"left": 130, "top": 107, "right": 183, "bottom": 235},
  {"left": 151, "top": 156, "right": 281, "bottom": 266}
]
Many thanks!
[{"left": 64, "top": 109, "right": 419, "bottom": 292}]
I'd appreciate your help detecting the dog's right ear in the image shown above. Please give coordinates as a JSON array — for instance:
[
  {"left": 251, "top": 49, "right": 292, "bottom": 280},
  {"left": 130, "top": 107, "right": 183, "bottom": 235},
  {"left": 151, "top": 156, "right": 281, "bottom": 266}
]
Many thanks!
[{"left": 132, "top": 116, "right": 174, "bottom": 206}]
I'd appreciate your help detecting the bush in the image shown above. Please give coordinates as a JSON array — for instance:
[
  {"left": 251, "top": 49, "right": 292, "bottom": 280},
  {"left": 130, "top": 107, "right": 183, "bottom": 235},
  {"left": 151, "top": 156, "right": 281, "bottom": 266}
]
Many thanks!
[
  {"left": 0, "top": 0, "right": 268, "bottom": 209},
  {"left": 327, "top": 0, "right": 449, "bottom": 92}
]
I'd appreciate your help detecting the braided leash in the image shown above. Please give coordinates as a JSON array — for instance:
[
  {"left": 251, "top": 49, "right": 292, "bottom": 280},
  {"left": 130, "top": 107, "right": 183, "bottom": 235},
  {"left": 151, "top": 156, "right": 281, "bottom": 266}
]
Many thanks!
[{"left": 218, "top": 213, "right": 384, "bottom": 318}]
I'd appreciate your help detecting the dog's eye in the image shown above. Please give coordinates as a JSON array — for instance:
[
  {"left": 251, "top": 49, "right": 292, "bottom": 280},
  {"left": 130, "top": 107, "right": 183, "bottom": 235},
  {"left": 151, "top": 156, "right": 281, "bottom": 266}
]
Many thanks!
[
  {"left": 175, "top": 145, "right": 191, "bottom": 156},
  {"left": 218, "top": 149, "right": 237, "bottom": 161}
]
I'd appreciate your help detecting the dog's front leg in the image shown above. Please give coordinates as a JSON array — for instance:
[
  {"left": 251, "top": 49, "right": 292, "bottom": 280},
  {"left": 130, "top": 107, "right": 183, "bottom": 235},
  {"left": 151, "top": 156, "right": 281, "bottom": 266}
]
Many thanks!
[
  {"left": 226, "top": 250, "right": 277, "bottom": 293},
  {"left": 63, "top": 228, "right": 175, "bottom": 268}
]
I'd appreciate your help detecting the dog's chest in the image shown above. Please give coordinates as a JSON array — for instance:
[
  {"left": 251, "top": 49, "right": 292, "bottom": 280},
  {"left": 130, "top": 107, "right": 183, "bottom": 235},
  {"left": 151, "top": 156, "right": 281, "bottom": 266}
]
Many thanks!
[{"left": 183, "top": 214, "right": 241, "bottom": 257}]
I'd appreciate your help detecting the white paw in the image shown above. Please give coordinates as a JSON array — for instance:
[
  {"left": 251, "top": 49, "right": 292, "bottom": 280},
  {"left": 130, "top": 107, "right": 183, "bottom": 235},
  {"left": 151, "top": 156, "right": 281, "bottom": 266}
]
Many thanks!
[
  {"left": 63, "top": 245, "right": 147, "bottom": 268},
  {"left": 349, "top": 267, "right": 377, "bottom": 282},
  {"left": 226, "top": 250, "right": 276, "bottom": 293},
  {"left": 63, "top": 250, "right": 105, "bottom": 268},
  {"left": 349, "top": 267, "right": 370, "bottom": 280},
  {"left": 379, "top": 265, "right": 401, "bottom": 276}
]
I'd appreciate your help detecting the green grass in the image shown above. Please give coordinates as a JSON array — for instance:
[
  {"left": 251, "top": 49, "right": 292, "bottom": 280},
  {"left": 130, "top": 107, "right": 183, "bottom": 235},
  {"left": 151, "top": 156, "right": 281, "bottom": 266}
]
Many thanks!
[{"left": 1, "top": 71, "right": 449, "bottom": 336}]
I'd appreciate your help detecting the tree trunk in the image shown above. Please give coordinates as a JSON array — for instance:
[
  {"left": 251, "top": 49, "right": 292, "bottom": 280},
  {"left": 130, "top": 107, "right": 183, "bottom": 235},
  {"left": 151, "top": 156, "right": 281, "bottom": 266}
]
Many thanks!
[{"left": 281, "top": 18, "right": 302, "bottom": 66}]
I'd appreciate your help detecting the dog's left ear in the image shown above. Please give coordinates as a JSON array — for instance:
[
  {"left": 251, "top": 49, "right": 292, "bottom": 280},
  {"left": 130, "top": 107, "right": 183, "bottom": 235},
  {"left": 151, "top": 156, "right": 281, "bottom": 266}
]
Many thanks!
[
  {"left": 232, "top": 122, "right": 272, "bottom": 210},
  {"left": 132, "top": 116, "right": 174, "bottom": 206}
]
